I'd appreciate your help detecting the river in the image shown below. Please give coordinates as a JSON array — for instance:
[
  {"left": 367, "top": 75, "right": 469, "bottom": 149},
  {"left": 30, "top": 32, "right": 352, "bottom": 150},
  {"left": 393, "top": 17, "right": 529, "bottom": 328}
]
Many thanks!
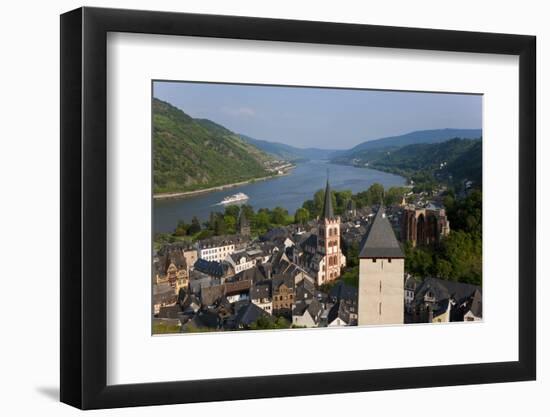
[{"left": 153, "top": 160, "right": 405, "bottom": 233}]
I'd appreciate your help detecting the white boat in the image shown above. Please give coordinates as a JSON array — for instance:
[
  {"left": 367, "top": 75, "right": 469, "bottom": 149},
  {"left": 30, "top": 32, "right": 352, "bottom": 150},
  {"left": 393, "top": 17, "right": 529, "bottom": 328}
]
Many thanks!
[{"left": 219, "top": 192, "right": 249, "bottom": 205}]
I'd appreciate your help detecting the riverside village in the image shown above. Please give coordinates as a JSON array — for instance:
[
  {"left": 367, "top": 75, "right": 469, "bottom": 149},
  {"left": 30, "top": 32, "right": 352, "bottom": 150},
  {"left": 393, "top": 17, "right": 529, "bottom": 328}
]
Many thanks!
[{"left": 153, "top": 177, "right": 482, "bottom": 334}]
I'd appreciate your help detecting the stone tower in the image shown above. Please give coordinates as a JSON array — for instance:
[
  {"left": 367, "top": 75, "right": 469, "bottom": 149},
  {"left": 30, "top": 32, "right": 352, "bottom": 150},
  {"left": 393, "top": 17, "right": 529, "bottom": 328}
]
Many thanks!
[
  {"left": 317, "top": 178, "right": 343, "bottom": 283},
  {"left": 358, "top": 205, "right": 404, "bottom": 325},
  {"left": 239, "top": 209, "right": 251, "bottom": 236}
]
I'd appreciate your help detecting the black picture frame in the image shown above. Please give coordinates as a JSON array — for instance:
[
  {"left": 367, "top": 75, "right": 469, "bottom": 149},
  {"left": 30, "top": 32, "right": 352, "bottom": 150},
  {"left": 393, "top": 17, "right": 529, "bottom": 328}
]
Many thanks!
[{"left": 60, "top": 6, "right": 536, "bottom": 410}]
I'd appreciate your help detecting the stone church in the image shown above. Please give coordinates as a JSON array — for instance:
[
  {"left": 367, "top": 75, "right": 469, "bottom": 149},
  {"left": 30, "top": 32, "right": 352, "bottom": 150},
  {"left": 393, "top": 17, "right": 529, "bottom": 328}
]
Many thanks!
[
  {"left": 401, "top": 204, "right": 450, "bottom": 247},
  {"left": 298, "top": 178, "right": 346, "bottom": 286}
]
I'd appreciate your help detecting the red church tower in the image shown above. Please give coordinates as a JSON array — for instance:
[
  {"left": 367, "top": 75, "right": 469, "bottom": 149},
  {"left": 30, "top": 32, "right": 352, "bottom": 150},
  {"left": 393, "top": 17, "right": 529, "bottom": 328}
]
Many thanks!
[{"left": 317, "top": 178, "right": 343, "bottom": 283}]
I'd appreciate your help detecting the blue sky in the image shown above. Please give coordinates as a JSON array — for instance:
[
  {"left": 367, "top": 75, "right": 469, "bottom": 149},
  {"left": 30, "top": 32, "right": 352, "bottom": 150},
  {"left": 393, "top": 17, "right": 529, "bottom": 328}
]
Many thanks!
[{"left": 153, "top": 81, "right": 482, "bottom": 150}]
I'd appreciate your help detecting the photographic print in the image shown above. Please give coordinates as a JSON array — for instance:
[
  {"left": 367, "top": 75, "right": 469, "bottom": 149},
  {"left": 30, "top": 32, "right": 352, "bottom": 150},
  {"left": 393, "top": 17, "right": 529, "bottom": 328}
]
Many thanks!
[{"left": 152, "top": 81, "right": 482, "bottom": 334}]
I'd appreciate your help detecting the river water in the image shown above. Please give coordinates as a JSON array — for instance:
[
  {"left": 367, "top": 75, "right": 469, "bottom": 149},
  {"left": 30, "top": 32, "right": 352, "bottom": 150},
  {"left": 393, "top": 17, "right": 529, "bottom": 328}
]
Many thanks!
[{"left": 153, "top": 160, "right": 405, "bottom": 233}]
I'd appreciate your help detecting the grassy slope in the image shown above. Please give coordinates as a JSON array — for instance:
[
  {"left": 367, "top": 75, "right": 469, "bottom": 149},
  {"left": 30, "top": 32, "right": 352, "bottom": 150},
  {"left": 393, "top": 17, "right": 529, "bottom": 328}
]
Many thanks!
[{"left": 153, "top": 99, "right": 273, "bottom": 194}]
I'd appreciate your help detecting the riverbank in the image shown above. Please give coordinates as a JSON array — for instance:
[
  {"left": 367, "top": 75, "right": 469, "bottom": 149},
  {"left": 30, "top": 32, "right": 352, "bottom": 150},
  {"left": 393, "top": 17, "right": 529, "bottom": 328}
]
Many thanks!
[{"left": 154, "top": 168, "right": 293, "bottom": 200}]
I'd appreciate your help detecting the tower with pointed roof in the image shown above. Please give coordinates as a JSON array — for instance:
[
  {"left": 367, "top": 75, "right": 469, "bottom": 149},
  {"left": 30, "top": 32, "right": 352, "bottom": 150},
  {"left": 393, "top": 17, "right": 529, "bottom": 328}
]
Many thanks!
[
  {"left": 316, "top": 177, "right": 345, "bottom": 285},
  {"left": 238, "top": 209, "right": 250, "bottom": 237},
  {"left": 358, "top": 205, "right": 405, "bottom": 325}
]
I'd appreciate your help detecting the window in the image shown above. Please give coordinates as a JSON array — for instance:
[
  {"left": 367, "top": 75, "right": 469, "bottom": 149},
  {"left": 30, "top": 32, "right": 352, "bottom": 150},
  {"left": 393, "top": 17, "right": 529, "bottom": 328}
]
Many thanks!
[
  {"left": 388, "top": 258, "right": 392, "bottom": 263},
  {"left": 379, "top": 302, "right": 382, "bottom": 315},
  {"left": 372, "top": 258, "right": 377, "bottom": 263},
  {"left": 379, "top": 281, "right": 382, "bottom": 293}
]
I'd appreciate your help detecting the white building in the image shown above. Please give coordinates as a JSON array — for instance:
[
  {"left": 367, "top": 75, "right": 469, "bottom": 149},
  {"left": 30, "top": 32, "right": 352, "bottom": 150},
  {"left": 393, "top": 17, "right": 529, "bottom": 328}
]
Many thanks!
[
  {"left": 226, "top": 251, "right": 255, "bottom": 274},
  {"left": 198, "top": 236, "right": 248, "bottom": 262}
]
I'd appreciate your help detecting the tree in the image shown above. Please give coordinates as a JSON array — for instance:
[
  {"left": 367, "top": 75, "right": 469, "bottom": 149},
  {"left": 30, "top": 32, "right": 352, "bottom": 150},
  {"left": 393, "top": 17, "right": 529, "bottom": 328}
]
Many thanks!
[
  {"left": 188, "top": 216, "right": 201, "bottom": 235},
  {"left": 271, "top": 206, "right": 288, "bottom": 225},
  {"left": 444, "top": 189, "right": 482, "bottom": 236},
  {"left": 294, "top": 207, "right": 310, "bottom": 225},
  {"left": 437, "top": 230, "right": 482, "bottom": 285},
  {"left": 404, "top": 242, "right": 433, "bottom": 277},
  {"left": 367, "top": 183, "right": 385, "bottom": 205},
  {"left": 344, "top": 241, "right": 360, "bottom": 267},
  {"left": 249, "top": 316, "right": 290, "bottom": 330},
  {"left": 213, "top": 214, "right": 226, "bottom": 235},
  {"left": 224, "top": 205, "right": 240, "bottom": 219},
  {"left": 385, "top": 186, "right": 407, "bottom": 206},
  {"left": 302, "top": 199, "right": 316, "bottom": 217},
  {"left": 355, "top": 183, "right": 385, "bottom": 207},
  {"left": 224, "top": 214, "right": 237, "bottom": 234},
  {"left": 334, "top": 190, "right": 352, "bottom": 213},
  {"left": 174, "top": 220, "right": 188, "bottom": 236},
  {"left": 254, "top": 210, "right": 271, "bottom": 234},
  {"left": 340, "top": 266, "right": 359, "bottom": 287},
  {"left": 240, "top": 204, "right": 254, "bottom": 222}
]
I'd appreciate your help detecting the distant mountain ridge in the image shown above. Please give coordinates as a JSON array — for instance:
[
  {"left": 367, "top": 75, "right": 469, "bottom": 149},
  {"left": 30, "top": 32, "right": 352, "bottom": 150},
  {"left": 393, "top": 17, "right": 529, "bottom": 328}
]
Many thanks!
[
  {"left": 365, "top": 138, "right": 482, "bottom": 186},
  {"left": 344, "top": 128, "right": 482, "bottom": 155},
  {"left": 239, "top": 134, "right": 343, "bottom": 161},
  {"left": 153, "top": 98, "right": 274, "bottom": 194},
  {"left": 153, "top": 97, "right": 482, "bottom": 192}
]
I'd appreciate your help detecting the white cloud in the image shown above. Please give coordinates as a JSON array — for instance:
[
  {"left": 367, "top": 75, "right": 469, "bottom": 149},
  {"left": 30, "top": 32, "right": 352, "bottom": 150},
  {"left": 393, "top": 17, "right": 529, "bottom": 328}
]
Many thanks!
[{"left": 221, "top": 106, "right": 256, "bottom": 117}]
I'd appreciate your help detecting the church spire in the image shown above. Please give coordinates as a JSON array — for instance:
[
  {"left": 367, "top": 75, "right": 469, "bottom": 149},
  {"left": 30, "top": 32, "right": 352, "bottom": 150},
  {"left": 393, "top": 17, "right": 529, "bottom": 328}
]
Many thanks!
[{"left": 320, "top": 172, "right": 334, "bottom": 220}]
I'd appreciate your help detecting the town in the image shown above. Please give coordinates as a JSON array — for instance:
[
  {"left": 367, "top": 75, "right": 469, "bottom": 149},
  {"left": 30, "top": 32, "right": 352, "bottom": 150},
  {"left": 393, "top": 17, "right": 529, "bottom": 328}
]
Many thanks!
[{"left": 153, "top": 179, "right": 482, "bottom": 334}]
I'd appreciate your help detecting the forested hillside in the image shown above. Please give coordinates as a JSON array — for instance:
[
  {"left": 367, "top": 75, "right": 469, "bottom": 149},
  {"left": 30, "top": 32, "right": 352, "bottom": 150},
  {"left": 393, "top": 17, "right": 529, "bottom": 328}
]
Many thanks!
[{"left": 153, "top": 99, "right": 273, "bottom": 194}]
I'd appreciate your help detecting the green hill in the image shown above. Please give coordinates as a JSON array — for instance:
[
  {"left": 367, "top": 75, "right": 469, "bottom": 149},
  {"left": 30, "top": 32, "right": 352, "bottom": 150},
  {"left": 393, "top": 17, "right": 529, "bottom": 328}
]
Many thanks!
[
  {"left": 332, "top": 128, "right": 482, "bottom": 164},
  {"left": 365, "top": 138, "right": 482, "bottom": 186},
  {"left": 153, "top": 98, "right": 273, "bottom": 194}
]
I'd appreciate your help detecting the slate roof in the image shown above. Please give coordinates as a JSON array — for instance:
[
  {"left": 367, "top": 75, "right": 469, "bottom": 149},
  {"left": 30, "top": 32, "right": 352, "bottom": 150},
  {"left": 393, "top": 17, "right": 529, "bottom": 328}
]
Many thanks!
[
  {"left": 194, "top": 258, "right": 231, "bottom": 277},
  {"left": 320, "top": 179, "right": 335, "bottom": 219},
  {"left": 359, "top": 206, "right": 404, "bottom": 258},
  {"left": 272, "top": 274, "right": 295, "bottom": 292},
  {"left": 229, "top": 251, "right": 250, "bottom": 263},
  {"left": 188, "top": 311, "right": 220, "bottom": 329},
  {"left": 464, "top": 288, "right": 483, "bottom": 317},
  {"left": 327, "top": 300, "right": 351, "bottom": 325},
  {"left": 414, "top": 277, "right": 481, "bottom": 306},
  {"left": 293, "top": 298, "right": 323, "bottom": 323},
  {"left": 260, "top": 227, "right": 289, "bottom": 242},
  {"left": 296, "top": 278, "right": 315, "bottom": 302},
  {"left": 250, "top": 281, "right": 272, "bottom": 300},
  {"left": 234, "top": 265, "right": 268, "bottom": 283},
  {"left": 201, "top": 284, "right": 225, "bottom": 307},
  {"left": 198, "top": 235, "right": 248, "bottom": 249},
  {"left": 180, "top": 294, "right": 201, "bottom": 313},
  {"left": 293, "top": 301, "right": 309, "bottom": 316},
  {"left": 234, "top": 303, "right": 269, "bottom": 328},
  {"left": 307, "top": 298, "right": 323, "bottom": 320},
  {"left": 329, "top": 281, "right": 358, "bottom": 304},
  {"left": 299, "top": 233, "right": 318, "bottom": 251}
]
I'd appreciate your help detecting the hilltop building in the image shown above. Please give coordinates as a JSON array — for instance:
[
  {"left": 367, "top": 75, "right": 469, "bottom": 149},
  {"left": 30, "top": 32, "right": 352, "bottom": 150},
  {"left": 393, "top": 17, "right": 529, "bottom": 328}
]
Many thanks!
[{"left": 358, "top": 205, "right": 405, "bottom": 326}]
